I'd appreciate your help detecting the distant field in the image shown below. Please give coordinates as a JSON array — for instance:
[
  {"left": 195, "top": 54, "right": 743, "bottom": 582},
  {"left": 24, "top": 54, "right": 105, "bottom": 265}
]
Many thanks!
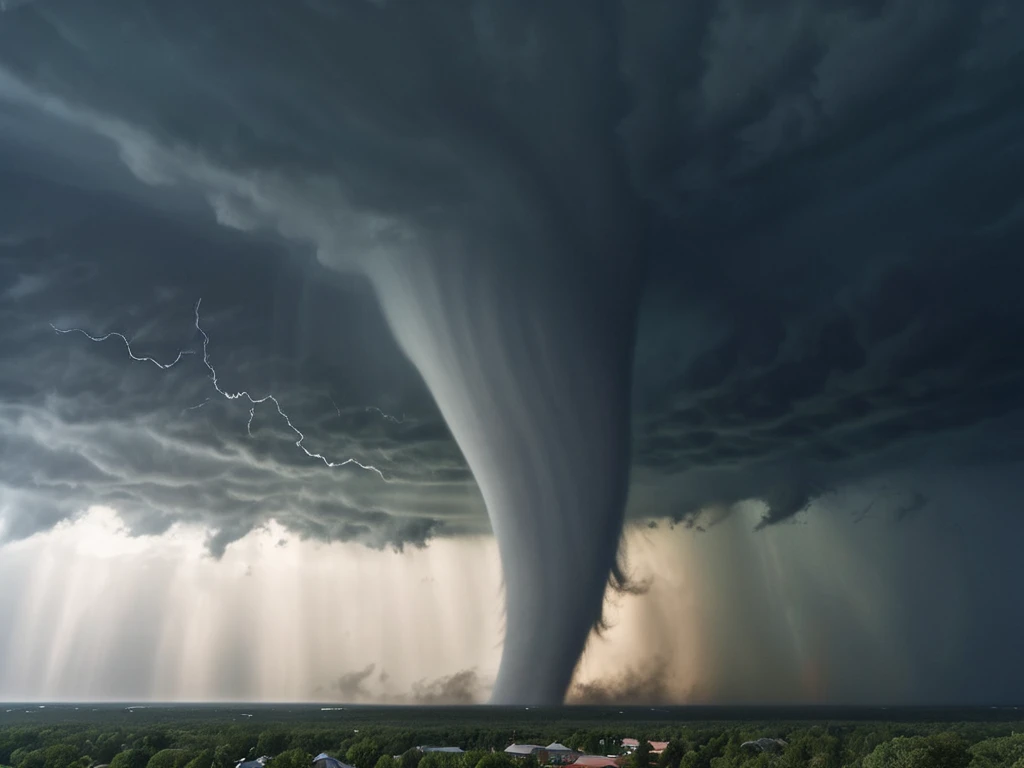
[{"left": 2, "top": 704, "right": 1023, "bottom": 728}]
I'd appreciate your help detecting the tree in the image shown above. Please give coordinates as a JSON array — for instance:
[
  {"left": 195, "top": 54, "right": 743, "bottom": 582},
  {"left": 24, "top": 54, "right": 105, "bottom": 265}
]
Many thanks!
[
  {"left": 475, "top": 755, "right": 514, "bottom": 768},
  {"left": 270, "top": 749, "right": 314, "bottom": 768},
  {"left": 399, "top": 748, "right": 424, "bottom": 768},
  {"left": 863, "top": 734, "right": 970, "bottom": 768},
  {"left": 656, "top": 740, "right": 685, "bottom": 768},
  {"left": 679, "top": 734, "right": 728, "bottom": 768},
  {"left": 85, "top": 731, "right": 125, "bottom": 764},
  {"left": 147, "top": 749, "right": 191, "bottom": 768},
  {"left": 141, "top": 734, "right": 173, "bottom": 754},
  {"left": 110, "top": 750, "right": 152, "bottom": 768},
  {"left": 347, "top": 739, "right": 384, "bottom": 768},
  {"left": 420, "top": 753, "right": 463, "bottom": 768},
  {"left": 183, "top": 749, "right": 216, "bottom": 768},
  {"left": 633, "top": 741, "right": 652, "bottom": 768},
  {"left": 376, "top": 755, "right": 399, "bottom": 768},
  {"left": 256, "top": 730, "right": 290, "bottom": 758},
  {"left": 11, "top": 748, "right": 46, "bottom": 768},
  {"left": 970, "top": 733, "right": 1024, "bottom": 768},
  {"left": 212, "top": 744, "right": 236, "bottom": 768}
]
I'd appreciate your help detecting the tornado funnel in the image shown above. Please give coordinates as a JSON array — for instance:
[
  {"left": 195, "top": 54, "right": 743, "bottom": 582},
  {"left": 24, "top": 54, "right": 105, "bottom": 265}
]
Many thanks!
[
  {"left": 368, "top": 209, "right": 642, "bottom": 704},
  {"left": 0, "top": 0, "right": 647, "bottom": 705}
]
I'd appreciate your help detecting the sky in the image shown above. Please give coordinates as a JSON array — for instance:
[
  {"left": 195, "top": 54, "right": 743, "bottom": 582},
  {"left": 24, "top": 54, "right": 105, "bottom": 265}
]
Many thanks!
[{"left": 1, "top": 0, "right": 1023, "bottom": 705}]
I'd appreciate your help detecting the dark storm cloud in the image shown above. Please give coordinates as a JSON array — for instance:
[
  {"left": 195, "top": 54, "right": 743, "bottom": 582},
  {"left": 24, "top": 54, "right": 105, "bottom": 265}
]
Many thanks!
[
  {"left": 852, "top": 490, "right": 929, "bottom": 525},
  {"left": 624, "top": 0, "right": 1024, "bottom": 527},
  {"left": 0, "top": 164, "right": 482, "bottom": 554},
  {"left": 0, "top": 0, "right": 1020, "bottom": 536}
]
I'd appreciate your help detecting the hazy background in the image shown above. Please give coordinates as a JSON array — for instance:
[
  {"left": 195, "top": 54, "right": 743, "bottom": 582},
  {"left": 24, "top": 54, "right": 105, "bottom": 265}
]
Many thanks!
[{"left": 2, "top": 482, "right": 1018, "bottom": 705}]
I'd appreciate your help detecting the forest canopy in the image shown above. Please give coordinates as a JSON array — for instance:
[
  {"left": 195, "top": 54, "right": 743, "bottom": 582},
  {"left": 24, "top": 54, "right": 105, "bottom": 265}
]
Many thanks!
[{"left": 1, "top": 709, "right": 1023, "bottom": 768}]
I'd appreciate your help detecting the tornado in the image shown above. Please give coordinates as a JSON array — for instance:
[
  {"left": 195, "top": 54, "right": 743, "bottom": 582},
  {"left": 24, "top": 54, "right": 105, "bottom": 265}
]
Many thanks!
[
  {"left": 0, "top": 0, "right": 649, "bottom": 704},
  {"left": 368, "top": 203, "right": 643, "bottom": 703},
  {"left": 343, "top": 2, "right": 650, "bottom": 704}
]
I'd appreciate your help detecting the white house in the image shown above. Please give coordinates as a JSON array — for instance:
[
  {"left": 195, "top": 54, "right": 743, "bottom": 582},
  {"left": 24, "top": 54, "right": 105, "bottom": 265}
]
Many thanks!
[{"left": 505, "top": 744, "right": 546, "bottom": 759}]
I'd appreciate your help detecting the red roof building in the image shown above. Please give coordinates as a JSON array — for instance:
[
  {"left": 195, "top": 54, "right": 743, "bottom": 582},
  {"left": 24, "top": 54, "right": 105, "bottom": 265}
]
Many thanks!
[{"left": 573, "top": 757, "right": 620, "bottom": 768}]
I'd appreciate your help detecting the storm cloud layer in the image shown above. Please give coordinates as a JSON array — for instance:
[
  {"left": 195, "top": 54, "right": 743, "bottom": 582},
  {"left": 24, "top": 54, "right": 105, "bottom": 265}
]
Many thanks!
[
  {"left": 0, "top": 174, "right": 479, "bottom": 553},
  {"left": 2, "top": 0, "right": 1024, "bottom": 705}
]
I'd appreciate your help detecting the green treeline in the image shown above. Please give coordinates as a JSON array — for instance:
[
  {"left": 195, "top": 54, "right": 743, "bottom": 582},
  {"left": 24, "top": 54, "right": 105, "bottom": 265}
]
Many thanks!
[{"left": 1, "top": 719, "right": 1023, "bottom": 768}]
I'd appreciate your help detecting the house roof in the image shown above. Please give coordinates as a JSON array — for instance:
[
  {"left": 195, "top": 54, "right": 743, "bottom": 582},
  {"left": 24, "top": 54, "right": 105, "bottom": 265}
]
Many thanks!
[
  {"left": 505, "top": 744, "right": 545, "bottom": 755},
  {"left": 573, "top": 757, "right": 620, "bottom": 768},
  {"left": 313, "top": 755, "right": 353, "bottom": 768},
  {"left": 419, "top": 747, "right": 465, "bottom": 753},
  {"left": 650, "top": 742, "right": 670, "bottom": 753},
  {"left": 621, "top": 739, "right": 639, "bottom": 748},
  {"left": 546, "top": 743, "right": 576, "bottom": 752}
]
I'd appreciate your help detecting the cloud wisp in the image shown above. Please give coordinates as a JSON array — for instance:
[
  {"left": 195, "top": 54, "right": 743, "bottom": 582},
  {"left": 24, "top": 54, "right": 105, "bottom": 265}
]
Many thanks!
[{"left": 52, "top": 296, "right": 385, "bottom": 479}]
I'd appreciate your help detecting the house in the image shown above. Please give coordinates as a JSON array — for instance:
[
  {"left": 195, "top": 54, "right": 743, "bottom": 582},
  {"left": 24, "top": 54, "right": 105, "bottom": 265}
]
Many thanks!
[
  {"left": 236, "top": 759, "right": 271, "bottom": 768},
  {"left": 418, "top": 747, "right": 465, "bottom": 754},
  {"left": 544, "top": 743, "right": 580, "bottom": 764},
  {"left": 314, "top": 754, "right": 354, "bottom": 768},
  {"left": 573, "top": 757, "right": 620, "bottom": 768},
  {"left": 505, "top": 744, "right": 547, "bottom": 759}
]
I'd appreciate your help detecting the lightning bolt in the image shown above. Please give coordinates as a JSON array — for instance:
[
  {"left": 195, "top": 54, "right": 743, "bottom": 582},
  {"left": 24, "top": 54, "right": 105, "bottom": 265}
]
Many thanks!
[
  {"left": 183, "top": 398, "right": 210, "bottom": 413},
  {"left": 52, "top": 300, "right": 387, "bottom": 480},
  {"left": 49, "top": 324, "right": 194, "bottom": 368},
  {"left": 365, "top": 406, "right": 405, "bottom": 424}
]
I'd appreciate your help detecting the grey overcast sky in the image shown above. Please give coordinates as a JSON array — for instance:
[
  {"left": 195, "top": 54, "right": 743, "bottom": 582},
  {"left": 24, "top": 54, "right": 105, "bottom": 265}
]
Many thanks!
[{"left": 1, "top": 0, "right": 1023, "bottom": 705}]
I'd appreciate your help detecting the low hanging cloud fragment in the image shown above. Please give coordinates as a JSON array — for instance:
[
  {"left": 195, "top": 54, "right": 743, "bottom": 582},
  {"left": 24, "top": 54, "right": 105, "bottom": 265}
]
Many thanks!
[
  {"left": 329, "top": 665, "right": 486, "bottom": 705},
  {"left": 410, "top": 669, "right": 485, "bottom": 705},
  {"left": 334, "top": 664, "right": 378, "bottom": 702},
  {"left": 567, "top": 658, "right": 675, "bottom": 706}
]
